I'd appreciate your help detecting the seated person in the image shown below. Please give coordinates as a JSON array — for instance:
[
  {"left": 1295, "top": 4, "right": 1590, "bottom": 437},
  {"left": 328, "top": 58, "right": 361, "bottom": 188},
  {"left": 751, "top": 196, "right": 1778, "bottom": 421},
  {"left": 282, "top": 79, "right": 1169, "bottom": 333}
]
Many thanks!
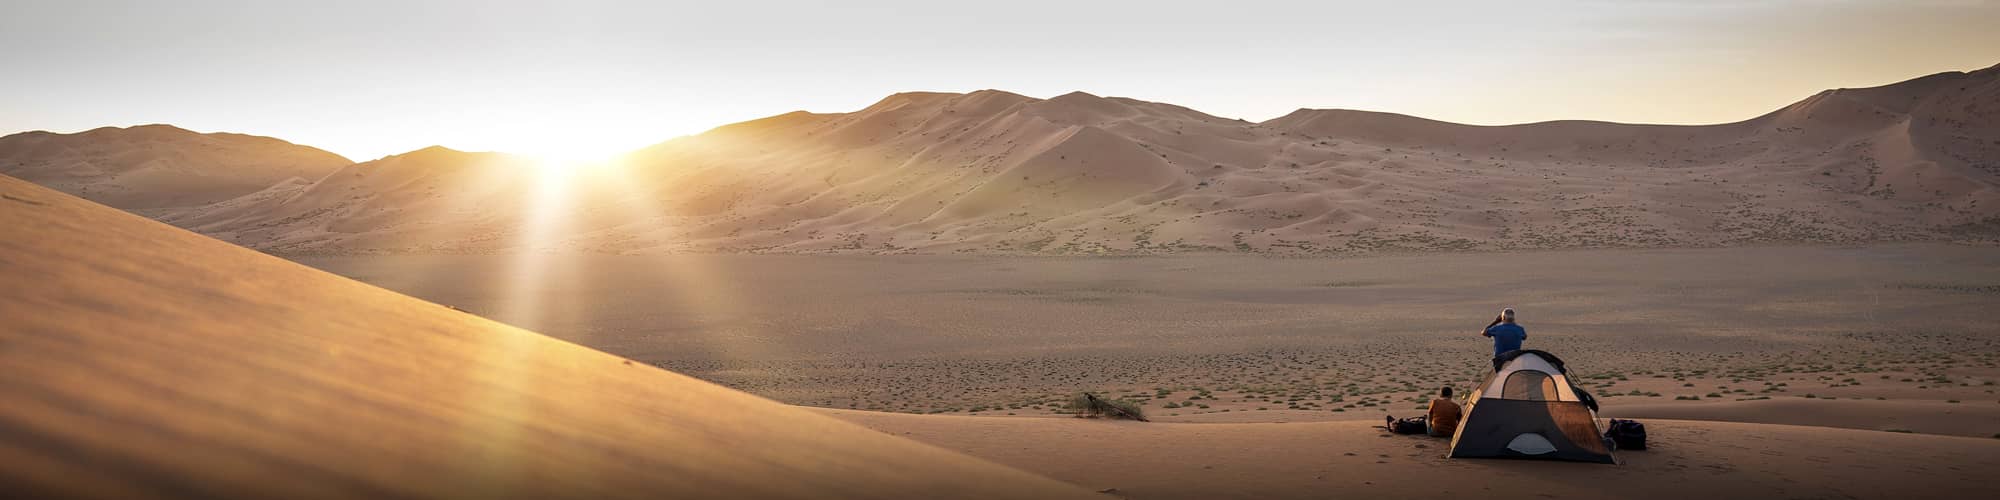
[{"left": 1427, "top": 386, "right": 1462, "bottom": 437}]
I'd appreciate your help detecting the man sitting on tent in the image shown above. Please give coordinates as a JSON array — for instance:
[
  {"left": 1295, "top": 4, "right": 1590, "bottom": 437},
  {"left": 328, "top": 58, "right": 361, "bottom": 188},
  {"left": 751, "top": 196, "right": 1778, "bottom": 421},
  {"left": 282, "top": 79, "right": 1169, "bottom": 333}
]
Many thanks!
[
  {"left": 1481, "top": 308, "right": 1527, "bottom": 369},
  {"left": 1427, "top": 386, "right": 1462, "bottom": 437}
]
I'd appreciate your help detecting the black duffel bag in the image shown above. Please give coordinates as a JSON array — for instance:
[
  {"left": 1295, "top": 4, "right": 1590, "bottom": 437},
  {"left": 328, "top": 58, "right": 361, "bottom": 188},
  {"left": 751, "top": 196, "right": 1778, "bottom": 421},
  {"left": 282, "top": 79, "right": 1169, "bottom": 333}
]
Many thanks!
[
  {"left": 1606, "top": 419, "right": 1647, "bottom": 450},
  {"left": 1387, "top": 415, "right": 1429, "bottom": 435}
]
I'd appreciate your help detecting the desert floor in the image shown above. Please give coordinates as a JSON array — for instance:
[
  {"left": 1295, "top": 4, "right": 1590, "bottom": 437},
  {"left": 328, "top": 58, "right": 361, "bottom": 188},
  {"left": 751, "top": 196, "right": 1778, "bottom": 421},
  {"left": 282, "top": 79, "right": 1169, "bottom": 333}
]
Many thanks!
[
  {"left": 816, "top": 410, "right": 1997, "bottom": 499},
  {"left": 296, "top": 246, "right": 2000, "bottom": 498},
  {"left": 299, "top": 245, "right": 2000, "bottom": 436}
]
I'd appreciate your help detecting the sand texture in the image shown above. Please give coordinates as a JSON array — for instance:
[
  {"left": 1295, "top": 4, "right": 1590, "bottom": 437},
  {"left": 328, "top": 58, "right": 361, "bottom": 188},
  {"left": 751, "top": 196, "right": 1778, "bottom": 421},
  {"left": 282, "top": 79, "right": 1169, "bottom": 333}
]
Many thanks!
[{"left": 0, "top": 175, "right": 1093, "bottom": 500}]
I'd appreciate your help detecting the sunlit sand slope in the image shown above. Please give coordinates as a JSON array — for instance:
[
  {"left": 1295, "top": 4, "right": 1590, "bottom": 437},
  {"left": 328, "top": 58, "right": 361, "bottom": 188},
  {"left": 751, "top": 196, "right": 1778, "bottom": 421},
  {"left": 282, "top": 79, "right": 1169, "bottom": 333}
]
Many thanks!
[{"left": 0, "top": 175, "right": 1093, "bottom": 500}]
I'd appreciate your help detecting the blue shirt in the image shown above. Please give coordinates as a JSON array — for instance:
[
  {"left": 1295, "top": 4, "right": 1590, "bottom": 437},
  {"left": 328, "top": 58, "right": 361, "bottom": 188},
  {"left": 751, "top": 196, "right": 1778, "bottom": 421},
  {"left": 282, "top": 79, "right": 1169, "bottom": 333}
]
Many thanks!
[{"left": 1485, "top": 323, "right": 1526, "bottom": 356}]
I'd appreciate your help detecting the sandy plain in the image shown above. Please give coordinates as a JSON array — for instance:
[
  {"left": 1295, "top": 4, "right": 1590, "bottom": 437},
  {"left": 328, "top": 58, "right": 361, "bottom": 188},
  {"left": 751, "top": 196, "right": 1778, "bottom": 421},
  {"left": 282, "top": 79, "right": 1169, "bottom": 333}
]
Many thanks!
[
  {"left": 291, "top": 247, "right": 2000, "bottom": 498},
  {"left": 298, "top": 245, "right": 2000, "bottom": 435}
]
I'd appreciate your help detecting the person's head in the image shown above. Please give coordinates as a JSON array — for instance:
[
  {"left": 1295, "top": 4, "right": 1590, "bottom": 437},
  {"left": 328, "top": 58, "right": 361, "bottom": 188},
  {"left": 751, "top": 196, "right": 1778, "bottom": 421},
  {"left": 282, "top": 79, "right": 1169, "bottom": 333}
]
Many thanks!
[
  {"left": 1500, "top": 308, "right": 1516, "bottom": 323},
  {"left": 1440, "top": 386, "right": 1453, "bottom": 398}
]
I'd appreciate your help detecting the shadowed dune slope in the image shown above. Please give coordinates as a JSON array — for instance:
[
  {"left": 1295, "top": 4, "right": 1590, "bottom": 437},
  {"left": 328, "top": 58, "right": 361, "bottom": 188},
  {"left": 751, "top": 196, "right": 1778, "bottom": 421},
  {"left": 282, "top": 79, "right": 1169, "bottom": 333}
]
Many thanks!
[
  {"left": 0, "top": 175, "right": 1093, "bottom": 500},
  {"left": 159, "top": 146, "right": 551, "bottom": 254}
]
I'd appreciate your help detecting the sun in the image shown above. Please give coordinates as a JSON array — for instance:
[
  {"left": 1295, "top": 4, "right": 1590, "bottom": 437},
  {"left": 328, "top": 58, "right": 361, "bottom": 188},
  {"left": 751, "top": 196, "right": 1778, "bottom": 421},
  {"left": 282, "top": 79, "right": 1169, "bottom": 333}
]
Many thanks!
[
  {"left": 520, "top": 141, "right": 627, "bottom": 181},
  {"left": 528, "top": 156, "right": 593, "bottom": 182}
]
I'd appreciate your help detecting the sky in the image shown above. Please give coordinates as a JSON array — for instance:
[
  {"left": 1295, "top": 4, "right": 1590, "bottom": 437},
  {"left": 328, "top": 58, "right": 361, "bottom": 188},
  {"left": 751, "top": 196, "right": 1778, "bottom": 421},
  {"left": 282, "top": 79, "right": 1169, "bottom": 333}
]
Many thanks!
[{"left": 3, "top": 0, "right": 1997, "bottom": 162}]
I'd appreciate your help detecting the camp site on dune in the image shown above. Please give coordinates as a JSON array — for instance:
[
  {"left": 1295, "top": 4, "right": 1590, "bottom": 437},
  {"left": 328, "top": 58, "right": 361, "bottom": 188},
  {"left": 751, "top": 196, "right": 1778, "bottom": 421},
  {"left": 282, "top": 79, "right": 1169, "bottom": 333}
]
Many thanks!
[
  {"left": 6, "top": 174, "right": 1999, "bottom": 500},
  {"left": 2, "top": 63, "right": 1999, "bottom": 500}
]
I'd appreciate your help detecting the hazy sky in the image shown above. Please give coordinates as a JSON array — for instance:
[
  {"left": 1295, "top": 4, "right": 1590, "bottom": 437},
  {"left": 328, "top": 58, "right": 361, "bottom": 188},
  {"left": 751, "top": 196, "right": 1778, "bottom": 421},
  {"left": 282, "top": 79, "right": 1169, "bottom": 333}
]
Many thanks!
[{"left": 4, "top": 0, "right": 1997, "bottom": 161}]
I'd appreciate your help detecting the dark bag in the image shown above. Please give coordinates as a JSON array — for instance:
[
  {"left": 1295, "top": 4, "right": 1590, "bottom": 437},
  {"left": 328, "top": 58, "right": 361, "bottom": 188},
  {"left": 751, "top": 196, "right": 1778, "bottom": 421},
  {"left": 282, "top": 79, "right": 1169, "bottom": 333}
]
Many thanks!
[
  {"left": 1606, "top": 419, "right": 1647, "bottom": 450},
  {"left": 1389, "top": 416, "right": 1429, "bottom": 435}
]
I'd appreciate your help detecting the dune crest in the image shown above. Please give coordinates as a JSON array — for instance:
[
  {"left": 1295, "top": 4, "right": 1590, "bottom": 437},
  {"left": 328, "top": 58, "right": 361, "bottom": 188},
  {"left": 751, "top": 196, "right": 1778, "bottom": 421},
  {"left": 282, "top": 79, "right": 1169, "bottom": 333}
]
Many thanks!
[
  {"left": 14, "top": 65, "right": 2000, "bottom": 255},
  {"left": 0, "top": 124, "right": 351, "bottom": 211}
]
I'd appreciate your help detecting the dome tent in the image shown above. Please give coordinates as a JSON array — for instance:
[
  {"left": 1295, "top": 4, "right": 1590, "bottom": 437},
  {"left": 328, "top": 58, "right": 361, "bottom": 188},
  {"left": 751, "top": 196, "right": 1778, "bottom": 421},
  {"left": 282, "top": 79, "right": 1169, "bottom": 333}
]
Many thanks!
[{"left": 1447, "top": 350, "right": 1616, "bottom": 464}]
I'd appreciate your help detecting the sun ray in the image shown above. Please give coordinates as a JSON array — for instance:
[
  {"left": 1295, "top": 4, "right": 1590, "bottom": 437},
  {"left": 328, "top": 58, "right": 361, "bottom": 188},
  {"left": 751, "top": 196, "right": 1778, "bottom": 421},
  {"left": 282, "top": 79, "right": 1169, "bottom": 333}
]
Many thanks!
[{"left": 581, "top": 157, "right": 784, "bottom": 366}]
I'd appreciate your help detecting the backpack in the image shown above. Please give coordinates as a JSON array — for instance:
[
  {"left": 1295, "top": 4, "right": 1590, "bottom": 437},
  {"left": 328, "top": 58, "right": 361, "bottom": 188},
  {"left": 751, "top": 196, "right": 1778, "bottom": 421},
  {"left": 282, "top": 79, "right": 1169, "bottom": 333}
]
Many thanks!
[
  {"left": 1389, "top": 416, "right": 1429, "bottom": 435},
  {"left": 1606, "top": 419, "right": 1647, "bottom": 450}
]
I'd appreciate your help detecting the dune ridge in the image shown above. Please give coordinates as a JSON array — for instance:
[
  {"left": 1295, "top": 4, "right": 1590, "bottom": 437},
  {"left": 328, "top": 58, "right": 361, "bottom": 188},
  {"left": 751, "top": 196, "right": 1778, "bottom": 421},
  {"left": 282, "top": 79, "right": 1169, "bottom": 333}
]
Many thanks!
[
  {"left": 0, "top": 124, "right": 351, "bottom": 211},
  {"left": 8, "top": 65, "right": 1999, "bottom": 255}
]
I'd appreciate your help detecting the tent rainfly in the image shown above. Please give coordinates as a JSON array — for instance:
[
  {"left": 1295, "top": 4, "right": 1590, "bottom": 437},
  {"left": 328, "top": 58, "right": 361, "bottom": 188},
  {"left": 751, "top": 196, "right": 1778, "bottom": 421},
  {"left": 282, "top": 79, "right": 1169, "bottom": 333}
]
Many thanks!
[{"left": 1447, "top": 349, "right": 1616, "bottom": 464}]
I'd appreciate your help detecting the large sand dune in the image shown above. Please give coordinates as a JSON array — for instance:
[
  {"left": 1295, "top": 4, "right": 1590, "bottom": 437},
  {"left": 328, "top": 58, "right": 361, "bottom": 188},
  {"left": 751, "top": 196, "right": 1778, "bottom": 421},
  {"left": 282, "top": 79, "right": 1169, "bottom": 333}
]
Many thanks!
[
  {"left": 0, "top": 174, "right": 1093, "bottom": 499},
  {"left": 0, "top": 124, "right": 350, "bottom": 212},
  {"left": 105, "top": 63, "right": 2000, "bottom": 255}
]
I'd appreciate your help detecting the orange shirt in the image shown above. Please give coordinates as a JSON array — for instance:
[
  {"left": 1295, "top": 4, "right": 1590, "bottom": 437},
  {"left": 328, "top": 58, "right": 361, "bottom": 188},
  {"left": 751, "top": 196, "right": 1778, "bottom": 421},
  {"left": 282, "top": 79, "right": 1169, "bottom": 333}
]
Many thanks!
[{"left": 1427, "top": 398, "right": 1462, "bottom": 437}]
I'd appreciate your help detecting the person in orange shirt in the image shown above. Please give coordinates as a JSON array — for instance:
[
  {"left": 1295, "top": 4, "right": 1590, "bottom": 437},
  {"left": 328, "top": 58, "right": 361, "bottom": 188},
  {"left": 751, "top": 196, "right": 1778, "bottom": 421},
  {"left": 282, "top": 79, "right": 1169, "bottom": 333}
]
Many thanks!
[{"left": 1427, "top": 386, "right": 1463, "bottom": 437}]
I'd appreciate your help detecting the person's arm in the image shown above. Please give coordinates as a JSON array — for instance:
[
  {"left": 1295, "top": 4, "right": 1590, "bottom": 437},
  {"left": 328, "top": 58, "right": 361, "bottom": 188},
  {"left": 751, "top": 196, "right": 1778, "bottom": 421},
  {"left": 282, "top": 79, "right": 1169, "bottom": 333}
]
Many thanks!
[{"left": 1481, "top": 316, "right": 1500, "bottom": 337}]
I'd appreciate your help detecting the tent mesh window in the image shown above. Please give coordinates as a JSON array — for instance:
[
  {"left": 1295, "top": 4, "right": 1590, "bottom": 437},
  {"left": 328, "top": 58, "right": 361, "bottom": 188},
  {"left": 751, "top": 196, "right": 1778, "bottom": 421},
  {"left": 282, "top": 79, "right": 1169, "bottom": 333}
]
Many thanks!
[{"left": 1501, "top": 370, "right": 1557, "bottom": 400}]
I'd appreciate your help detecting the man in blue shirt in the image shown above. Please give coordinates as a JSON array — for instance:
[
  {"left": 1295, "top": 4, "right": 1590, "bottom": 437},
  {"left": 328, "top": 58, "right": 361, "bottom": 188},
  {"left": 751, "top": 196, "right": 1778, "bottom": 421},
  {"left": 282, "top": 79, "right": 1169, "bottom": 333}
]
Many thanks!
[{"left": 1482, "top": 308, "right": 1527, "bottom": 358}]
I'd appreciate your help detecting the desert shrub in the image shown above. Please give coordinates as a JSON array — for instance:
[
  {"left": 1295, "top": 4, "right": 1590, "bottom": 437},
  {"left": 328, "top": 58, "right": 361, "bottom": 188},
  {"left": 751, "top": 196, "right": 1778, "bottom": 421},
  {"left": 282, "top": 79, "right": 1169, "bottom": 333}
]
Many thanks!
[{"left": 1067, "top": 393, "right": 1148, "bottom": 421}]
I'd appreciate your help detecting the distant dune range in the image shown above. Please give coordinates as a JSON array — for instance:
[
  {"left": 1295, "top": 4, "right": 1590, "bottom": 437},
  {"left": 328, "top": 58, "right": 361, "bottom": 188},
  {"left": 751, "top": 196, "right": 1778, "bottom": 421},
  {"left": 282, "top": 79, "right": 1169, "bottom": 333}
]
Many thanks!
[
  {"left": 0, "top": 124, "right": 350, "bottom": 213},
  {"left": 5, "top": 64, "right": 1997, "bottom": 255}
]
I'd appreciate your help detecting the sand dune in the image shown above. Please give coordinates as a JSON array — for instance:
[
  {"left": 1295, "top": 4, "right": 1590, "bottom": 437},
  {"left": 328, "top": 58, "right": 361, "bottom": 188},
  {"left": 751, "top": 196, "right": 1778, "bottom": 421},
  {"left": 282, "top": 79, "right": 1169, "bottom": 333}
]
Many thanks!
[
  {"left": 0, "top": 124, "right": 350, "bottom": 211},
  {"left": 821, "top": 409, "right": 2000, "bottom": 500},
  {"left": 9, "top": 66, "right": 1996, "bottom": 256},
  {"left": 0, "top": 174, "right": 1093, "bottom": 499},
  {"left": 118, "top": 64, "right": 2000, "bottom": 255},
  {"left": 159, "top": 146, "right": 557, "bottom": 254}
]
